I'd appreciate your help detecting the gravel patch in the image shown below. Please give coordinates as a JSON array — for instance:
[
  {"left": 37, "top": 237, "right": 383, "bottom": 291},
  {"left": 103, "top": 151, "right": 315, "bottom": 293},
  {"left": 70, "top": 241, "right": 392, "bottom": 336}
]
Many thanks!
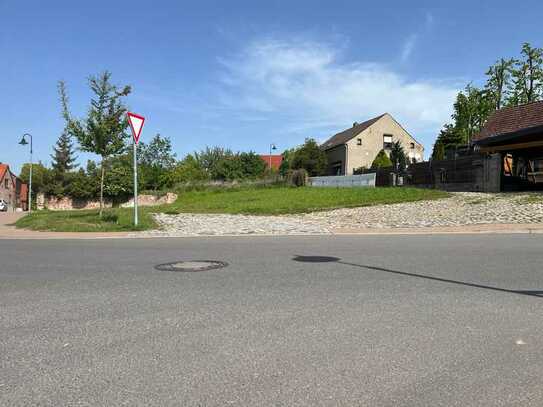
[
  {"left": 140, "top": 192, "right": 543, "bottom": 236},
  {"left": 302, "top": 192, "right": 543, "bottom": 229},
  {"left": 145, "top": 213, "right": 330, "bottom": 236}
]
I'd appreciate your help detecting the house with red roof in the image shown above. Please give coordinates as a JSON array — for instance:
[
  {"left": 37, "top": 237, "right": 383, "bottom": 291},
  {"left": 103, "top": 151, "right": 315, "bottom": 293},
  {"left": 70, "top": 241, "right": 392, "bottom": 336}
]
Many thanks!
[
  {"left": 260, "top": 154, "right": 283, "bottom": 171},
  {"left": 0, "top": 163, "right": 28, "bottom": 211},
  {"left": 473, "top": 100, "right": 543, "bottom": 190}
]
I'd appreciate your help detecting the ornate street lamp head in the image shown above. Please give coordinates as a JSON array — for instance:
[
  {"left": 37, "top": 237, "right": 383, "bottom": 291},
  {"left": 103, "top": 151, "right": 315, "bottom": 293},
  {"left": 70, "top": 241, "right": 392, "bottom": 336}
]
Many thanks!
[{"left": 19, "top": 135, "right": 29, "bottom": 146}]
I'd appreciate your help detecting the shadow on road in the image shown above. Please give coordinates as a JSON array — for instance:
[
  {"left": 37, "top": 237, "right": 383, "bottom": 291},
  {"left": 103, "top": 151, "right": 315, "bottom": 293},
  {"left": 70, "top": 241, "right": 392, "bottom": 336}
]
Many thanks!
[{"left": 292, "top": 255, "right": 543, "bottom": 299}]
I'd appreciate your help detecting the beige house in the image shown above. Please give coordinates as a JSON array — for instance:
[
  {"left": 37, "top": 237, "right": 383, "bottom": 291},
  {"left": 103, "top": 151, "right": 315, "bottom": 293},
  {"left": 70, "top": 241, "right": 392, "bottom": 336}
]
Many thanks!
[{"left": 321, "top": 113, "right": 424, "bottom": 175}]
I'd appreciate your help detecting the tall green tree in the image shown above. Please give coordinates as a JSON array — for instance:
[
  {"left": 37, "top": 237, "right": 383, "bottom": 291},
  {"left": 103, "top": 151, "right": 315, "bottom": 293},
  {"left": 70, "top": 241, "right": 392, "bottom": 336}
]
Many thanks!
[
  {"left": 509, "top": 43, "right": 543, "bottom": 105},
  {"left": 484, "top": 58, "right": 514, "bottom": 110},
  {"left": 452, "top": 84, "right": 492, "bottom": 145},
  {"left": 139, "top": 134, "right": 177, "bottom": 191},
  {"left": 278, "top": 148, "right": 296, "bottom": 176},
  {"left": 19, "top": 162, "right": 53, "bottom": 196},
  {"left": 59, "top": 72, "right": 131, "bottom": 217},
  {"left": 194, "top": 146, "right": 234, "bottom": 179},
  {"left": 290, "top": 138, "right": 327, "bottom": 176},
  {"left": 51, "top": 131, "right": 78, "bottom": 173},
  {"left": 239, "top": 152, "right": 267, "bottom": 179},
  {"left": 431, "top": 124, "right": 464, "bottom": 160}
]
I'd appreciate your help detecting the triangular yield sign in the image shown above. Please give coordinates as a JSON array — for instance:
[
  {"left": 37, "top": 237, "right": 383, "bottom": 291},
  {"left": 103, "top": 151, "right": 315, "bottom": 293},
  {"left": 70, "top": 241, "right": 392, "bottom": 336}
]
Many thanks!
[{"left": 127, "top": 112, "right": 145, "bottom": 144}]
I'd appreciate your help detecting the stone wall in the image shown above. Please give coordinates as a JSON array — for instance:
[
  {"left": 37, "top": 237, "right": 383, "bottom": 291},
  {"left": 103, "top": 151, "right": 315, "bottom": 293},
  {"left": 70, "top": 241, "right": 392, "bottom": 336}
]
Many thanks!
[
  {"left": 37, "top": 192, "right": 177, "bottom": 211},
  {"left": 120, "top": 192, "right": 178, "bottom": 208}
]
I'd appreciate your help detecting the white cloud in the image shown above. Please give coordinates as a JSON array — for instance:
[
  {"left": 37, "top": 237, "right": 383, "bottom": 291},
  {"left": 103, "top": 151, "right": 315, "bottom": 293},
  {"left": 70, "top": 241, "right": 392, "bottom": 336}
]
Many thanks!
[
  {"left": 401, "top": 34, "right": 417, "bottom": 62},
  {"left": 216, "top": 38, "right": 459, "bottom": 144}
]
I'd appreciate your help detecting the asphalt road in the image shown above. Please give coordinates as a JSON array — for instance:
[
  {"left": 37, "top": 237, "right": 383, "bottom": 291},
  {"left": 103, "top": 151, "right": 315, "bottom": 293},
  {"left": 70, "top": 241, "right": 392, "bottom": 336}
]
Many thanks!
[{"left": 1, "top": 235, "right": 543, "bottom": 406}]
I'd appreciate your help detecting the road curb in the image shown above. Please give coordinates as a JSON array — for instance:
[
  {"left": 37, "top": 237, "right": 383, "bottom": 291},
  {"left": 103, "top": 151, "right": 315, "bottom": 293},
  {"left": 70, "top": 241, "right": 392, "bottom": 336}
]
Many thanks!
[{"left": 2, "top": 223, "right": 543, "bottom": 240}]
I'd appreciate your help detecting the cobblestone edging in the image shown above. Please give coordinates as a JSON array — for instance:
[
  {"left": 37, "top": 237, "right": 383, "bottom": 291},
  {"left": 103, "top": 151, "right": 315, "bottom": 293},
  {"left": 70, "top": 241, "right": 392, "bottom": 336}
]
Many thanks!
[{"left": 141, "top": 193, "right": 543, "bottom": 237}]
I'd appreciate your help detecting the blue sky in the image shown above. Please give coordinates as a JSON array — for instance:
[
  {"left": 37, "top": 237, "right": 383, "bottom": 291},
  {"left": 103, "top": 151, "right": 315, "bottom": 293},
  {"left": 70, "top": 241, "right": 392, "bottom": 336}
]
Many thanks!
[{"left": 2, "top": 0, "right": 543, "bottom": 174}]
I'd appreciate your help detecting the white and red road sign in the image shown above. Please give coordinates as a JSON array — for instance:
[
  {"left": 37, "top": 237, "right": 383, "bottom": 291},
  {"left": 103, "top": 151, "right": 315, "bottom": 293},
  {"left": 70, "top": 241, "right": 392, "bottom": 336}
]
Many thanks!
[{"left": 127, "top": 112, "right": 145, "bottom": 144}]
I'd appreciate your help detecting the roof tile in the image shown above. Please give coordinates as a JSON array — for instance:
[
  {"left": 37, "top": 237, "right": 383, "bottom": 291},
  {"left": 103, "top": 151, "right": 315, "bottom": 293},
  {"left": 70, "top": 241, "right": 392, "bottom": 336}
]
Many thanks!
[
  {"left": 321, "top": 114, "right": 386, "bottom": 150},
  {"left": 474, "top": 101, "right": 543, "bottom": 141}
]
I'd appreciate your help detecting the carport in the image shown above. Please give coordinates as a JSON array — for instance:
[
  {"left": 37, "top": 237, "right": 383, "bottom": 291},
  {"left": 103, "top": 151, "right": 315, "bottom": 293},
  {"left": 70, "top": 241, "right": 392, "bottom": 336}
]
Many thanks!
[{"left": 473, "top": 102, "right": 543, "bottom": 191}]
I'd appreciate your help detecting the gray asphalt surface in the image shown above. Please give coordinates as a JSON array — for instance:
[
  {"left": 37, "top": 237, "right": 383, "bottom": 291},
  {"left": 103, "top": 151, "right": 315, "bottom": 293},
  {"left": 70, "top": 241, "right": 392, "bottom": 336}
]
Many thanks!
[{"left": 1, "top": 234, "right": 543, "bottom": 406}]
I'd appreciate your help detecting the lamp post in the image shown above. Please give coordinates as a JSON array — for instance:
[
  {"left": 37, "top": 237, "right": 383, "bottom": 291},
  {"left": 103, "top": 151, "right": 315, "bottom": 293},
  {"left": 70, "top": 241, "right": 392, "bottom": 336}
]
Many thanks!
[
  {"left": 269, "top": 143, "right": 277, "bottom": 170},
  {"left": 19, "top": 133, "right": 33, "bottom": 213}
]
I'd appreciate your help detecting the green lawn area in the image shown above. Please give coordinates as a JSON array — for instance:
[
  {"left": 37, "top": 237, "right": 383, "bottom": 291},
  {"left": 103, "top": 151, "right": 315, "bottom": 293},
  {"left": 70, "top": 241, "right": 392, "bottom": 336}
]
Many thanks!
[
  {"left": 15, "top": 207, "right": 156, "bottom": 232},
  {"left": 15, "top": 186, "right": 449, "bottom": 232},
  {"left": 162, "top": 186, "right": 449, "bottom": 215}
]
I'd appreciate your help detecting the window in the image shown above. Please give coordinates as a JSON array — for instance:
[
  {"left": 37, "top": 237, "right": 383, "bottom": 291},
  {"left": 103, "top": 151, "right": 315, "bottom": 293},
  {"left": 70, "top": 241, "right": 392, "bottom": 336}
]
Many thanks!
[
  {"left": 383, "top": 134, "right": 393, "bottom": 150},
  {"left": 4, "top": 179, "right": 8, "bottom": 188},
  {"left": 410, "top": 142, "right": 415, "bottom": 149},
  {"left": 331, "top": 161, "right": 343, "bottom": 175},
  {"left": 357, "top": 138, "right": 362, "bottom": 146}
]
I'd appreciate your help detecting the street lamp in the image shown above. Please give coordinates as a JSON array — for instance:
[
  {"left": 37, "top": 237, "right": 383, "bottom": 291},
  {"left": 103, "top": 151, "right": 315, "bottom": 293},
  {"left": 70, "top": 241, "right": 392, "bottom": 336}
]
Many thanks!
[
  {"left": 269, "top": 143, "right": 277, "bottom": 170},
  {"left": 19, "top": 133, "right": 33, "bottom": 213}
]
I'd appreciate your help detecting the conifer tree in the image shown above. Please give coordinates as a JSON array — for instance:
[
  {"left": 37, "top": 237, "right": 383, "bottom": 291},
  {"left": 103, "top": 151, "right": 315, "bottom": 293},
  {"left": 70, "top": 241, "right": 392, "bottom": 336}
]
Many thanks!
[{"left": 51, "top": 131, "right": 78, "bottom": 173}]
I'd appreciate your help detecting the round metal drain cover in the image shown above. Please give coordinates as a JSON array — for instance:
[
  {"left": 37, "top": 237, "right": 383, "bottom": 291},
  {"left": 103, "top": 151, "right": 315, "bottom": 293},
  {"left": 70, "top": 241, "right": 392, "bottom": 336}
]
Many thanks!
[{"left": 155, "top": 260, "right": 228, "bottom": 272}]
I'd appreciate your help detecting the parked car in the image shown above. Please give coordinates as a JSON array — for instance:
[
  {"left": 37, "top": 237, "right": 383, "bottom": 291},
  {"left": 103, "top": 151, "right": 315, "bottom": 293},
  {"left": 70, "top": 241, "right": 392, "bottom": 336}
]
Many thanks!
[{"left": 0, "top": 200, "right": 8, "bottom": 212}]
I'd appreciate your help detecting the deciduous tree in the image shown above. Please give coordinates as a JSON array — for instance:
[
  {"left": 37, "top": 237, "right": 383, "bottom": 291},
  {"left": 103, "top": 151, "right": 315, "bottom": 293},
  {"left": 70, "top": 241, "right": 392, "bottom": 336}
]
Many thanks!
[
  {"left": 485, "top": 58, "right": 514, "bottom": 110},
  {"left": 509, "top": 43, "right": 543, "bottom": 105},
  {"left": 290, "top": 138, "right": 327, "bottom": 176},
  {"left": 139, "top": 134, "right": 177, "bottom": 191},
  {"left": 59, "top": 72, "right": 131, "bottom": 217}
]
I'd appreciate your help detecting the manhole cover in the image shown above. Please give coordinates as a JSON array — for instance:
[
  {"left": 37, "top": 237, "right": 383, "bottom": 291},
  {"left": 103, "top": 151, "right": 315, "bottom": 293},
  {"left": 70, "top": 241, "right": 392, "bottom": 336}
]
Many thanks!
[{"left": 155, "top": 260, "right": 228, "bottom": 272}]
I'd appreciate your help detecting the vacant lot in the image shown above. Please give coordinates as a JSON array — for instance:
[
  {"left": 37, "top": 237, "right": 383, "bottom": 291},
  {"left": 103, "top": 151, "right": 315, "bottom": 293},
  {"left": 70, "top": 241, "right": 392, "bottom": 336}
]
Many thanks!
[
  {"left": 163, "top": 186, "right": 448, "bottom": 215},
  {"left": 15, "top": 187, "right": 447, "bottom": 232}
]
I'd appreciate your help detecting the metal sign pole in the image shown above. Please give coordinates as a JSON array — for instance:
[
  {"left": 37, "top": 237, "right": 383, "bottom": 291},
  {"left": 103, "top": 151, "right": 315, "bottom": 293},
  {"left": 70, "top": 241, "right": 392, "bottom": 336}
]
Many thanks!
[
  {"left": 133, "top": 140, "right": 138, "bottom": 226},
  {"left": 127, "top": 111, "right": 145, "bottom": 227}
]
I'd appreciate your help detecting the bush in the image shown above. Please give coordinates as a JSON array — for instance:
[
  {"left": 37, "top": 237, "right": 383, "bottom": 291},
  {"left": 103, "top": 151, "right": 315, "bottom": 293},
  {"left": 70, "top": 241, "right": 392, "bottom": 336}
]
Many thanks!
[
  {"left": 371, "top": 150, "right": 393, "bottom": 169},
  {"left": 101, "top": 211, "right": 119, "bottom": 223},
  {"left": 287, "top": 169, "right": 308, "bottom": 187}
]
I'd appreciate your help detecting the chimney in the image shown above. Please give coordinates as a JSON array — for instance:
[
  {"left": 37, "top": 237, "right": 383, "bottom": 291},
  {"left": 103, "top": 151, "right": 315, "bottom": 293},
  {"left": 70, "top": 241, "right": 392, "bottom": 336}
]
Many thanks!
[{"left": 353, "top": 122, "right": 358, "bottom": 127}]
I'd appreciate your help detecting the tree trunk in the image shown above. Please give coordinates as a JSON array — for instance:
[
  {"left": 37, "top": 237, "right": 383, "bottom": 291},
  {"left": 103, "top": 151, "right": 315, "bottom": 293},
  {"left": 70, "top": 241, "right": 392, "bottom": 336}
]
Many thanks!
[{"left": 100, "top": 160, "right": 105, "bottom": 218}]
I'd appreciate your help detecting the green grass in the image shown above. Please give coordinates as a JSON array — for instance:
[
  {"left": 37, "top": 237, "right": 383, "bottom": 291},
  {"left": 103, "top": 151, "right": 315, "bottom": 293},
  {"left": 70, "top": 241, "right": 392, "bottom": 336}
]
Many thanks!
[
  {"left": 517, "top": 193, "right": 543, "bottom": 205},
  {"left": 15, "top": 207, "right": 156, "bottom": 232},
  {"left": 161, "top": 186, "right": 449, "bottom": 216},
  {"left": 15, "top": 186, "right": 449, "bottom": 232}
]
